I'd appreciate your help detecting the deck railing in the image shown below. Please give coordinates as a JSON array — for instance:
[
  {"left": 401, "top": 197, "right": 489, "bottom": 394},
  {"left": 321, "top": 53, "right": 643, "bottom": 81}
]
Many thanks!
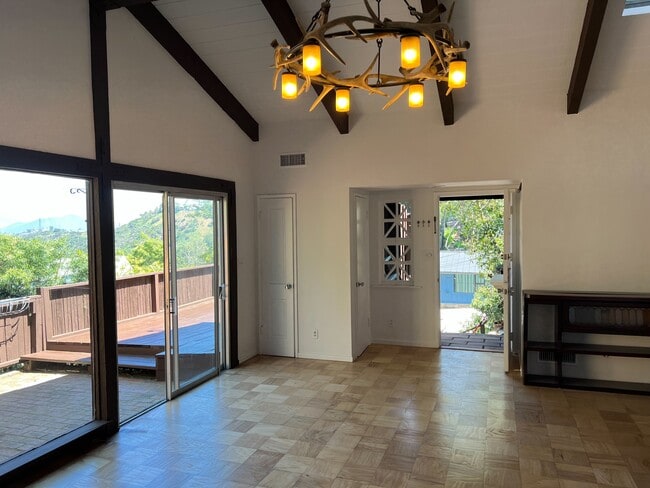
[
  {"left": 0, "top": 297, "right": 43, "bottom": 369},
  {"left": 0, "top": 265, "right": 214, "bottom": 365}
]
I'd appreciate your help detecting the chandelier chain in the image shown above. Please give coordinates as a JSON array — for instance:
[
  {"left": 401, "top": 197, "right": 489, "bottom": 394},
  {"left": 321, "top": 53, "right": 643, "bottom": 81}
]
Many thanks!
[
  {"left": 376, "top": 0, "right": 382, "bottom": 85},
  {"left": 402, "top": 0, "right": 421, "bottom": 19},
  {"left": 307, "top": 1, "right": 331, "bottom": 33}
]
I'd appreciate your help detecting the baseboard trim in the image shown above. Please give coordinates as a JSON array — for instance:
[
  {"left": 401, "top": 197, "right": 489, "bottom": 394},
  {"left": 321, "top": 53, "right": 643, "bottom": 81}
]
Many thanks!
[
  {"left": 372, "top": 338, "right": 440, "bottom": 348},
  {"left": 297, "top": 352, "right": 354, "bottom": 362}
]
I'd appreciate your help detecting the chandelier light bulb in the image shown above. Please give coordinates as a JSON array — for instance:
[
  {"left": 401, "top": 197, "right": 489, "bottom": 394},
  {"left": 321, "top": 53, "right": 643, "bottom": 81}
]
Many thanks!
[
  {"left": 448, "top": 60, "right": 467, "bottom": 89},
  {"left": 335, "top": 88, "right": 350, "bottom": 112},
  {"left": 302, "top": 44, "right": 322, "bottom": 76},
  {"left": 408, "top": 83, "right": 424, "bottom": 108},
  {"left": 401, "top": 36, "right": 420, "bottom": 70},
  {"left": 281, "top": 72, "right": 298, "bottom": 99}
]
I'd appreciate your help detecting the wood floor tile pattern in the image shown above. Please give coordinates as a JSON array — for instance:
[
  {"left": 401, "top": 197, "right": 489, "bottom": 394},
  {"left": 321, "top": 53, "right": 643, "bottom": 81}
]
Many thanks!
[{"left": 28, "top": 345, "right": 650, "bottom": 487}]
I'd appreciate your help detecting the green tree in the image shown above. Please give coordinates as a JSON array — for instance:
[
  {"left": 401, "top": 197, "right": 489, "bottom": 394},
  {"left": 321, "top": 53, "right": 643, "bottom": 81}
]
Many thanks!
[
  {"left": 127, "top": 235, "right": 164, "bottom": 274},
  {"left": 0, "top": 234, "right": 70, "bottom": 299},
  {"left": 440, "top": 200, "right": 504, "bottom": 329}
]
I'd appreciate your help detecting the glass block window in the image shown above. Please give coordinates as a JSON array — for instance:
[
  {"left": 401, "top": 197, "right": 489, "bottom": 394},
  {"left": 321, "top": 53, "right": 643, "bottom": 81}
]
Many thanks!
[{"left": 382, "top": 201, "right": 413, "bottom": 283}]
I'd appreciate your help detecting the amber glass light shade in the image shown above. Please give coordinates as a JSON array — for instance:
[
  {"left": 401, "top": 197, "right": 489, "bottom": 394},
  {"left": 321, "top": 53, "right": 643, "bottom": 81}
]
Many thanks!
[
  {"left": 281, "top": 73, "right": 298, "bottom": 99},
  {"left": 448, "top": 60, "right": 467, "bottom": 89},
  {"left": 335, "top": 88, "right": 350, "bottom": 112},
  {"left": 408, "top": 83, "right": 424, "bottom": 108},
  {"left": 302, "top": 44, "right": 322, "bottom": 76},
  {"left": 400, "top": 36, "right": 420, "bottom": 69}
]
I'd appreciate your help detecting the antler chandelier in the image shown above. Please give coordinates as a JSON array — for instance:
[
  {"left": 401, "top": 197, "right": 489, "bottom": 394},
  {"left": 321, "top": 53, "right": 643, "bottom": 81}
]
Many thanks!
[{"left": 272, "top": 0, "right": 470, "bottom": 113}]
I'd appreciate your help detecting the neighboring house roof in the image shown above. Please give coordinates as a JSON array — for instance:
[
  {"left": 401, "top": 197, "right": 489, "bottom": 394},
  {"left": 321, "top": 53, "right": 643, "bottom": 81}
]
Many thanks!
[{"left": 440, "top": 250, "right": 481, "bottom": 274}]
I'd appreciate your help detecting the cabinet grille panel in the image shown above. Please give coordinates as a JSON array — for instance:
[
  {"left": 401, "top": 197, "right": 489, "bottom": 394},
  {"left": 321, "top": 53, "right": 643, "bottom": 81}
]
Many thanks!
[
  {"left": 538, "top": 351, "right": 576, "bottom": 364},
  {"left": 538, "top": 351, "right": 554, "bottom": 362}
]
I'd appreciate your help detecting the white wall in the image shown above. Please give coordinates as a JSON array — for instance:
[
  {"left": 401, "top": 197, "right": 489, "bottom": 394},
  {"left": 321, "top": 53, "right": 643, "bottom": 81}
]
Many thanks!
[
  {"left": 106, "top": 10, "right": 257, "bottom": 362},
  {"left": 0, "top": 0, "right": 94, "bottom": 158},
  {"left": 253, "top": 88, "right": 650, "bottom": 359},
  {"left": 0, "top": 1, "right": 258, "bottom": 363}
]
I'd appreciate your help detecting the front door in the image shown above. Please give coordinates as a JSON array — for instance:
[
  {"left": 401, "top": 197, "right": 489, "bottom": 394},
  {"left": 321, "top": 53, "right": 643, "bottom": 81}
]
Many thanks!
[
  {"left": 257, "top": 195, "right": 296, "bottom": 357},
  {"left": 435, "top": 192, "right": 512, "bottom": 365},
  {"left": 354, "top": 195, "right": 371, "bottom": 358}
]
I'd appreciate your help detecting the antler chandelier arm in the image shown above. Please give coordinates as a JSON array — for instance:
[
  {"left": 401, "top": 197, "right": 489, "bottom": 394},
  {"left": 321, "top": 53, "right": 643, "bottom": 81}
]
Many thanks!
[{"left": 272, "top": 0, "right": 469, "bottom": 112}]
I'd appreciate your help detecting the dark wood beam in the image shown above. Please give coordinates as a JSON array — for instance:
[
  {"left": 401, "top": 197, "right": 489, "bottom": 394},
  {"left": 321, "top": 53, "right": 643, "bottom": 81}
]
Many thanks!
[
  {"left": 89, "top": 0, "right": 120, "bottom": 429},
  {"left": 567, "top": 0, "right": 608, "bottom": 114},
  {"left": 261, "top": 0, "right": 349, "bottom": 135},
  {"left": 127, "top": 3, "right": 259, "bottom": 141},
  {"left": 104, "top": 0, "right": 154, "bottom": 11},
  {"left": 422, "top": 0, "right": 454, "bottom": 125}
]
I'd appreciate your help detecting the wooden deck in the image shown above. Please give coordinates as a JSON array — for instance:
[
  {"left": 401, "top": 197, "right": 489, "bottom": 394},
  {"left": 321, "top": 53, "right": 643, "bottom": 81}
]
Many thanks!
[{"left": 21, "top": 299, "right": 216, "bottom": 373}]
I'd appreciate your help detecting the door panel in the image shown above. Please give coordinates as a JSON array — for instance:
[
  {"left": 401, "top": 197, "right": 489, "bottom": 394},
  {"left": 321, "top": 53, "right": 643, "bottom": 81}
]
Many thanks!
[
  {"left": 258, "top": 196, "right": 295, "bottom": 357},
  {"left": 167, "top": 195, "right": 221, "bottom": 394},
  {"left": 354, "top": 195, "right": 371, "bottom": 357}
]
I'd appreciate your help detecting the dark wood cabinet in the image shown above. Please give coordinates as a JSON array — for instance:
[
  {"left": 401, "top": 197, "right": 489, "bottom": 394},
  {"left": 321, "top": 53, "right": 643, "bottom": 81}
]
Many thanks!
[{"left": 523, "top": 291, "right": 650, "bottom": 395}]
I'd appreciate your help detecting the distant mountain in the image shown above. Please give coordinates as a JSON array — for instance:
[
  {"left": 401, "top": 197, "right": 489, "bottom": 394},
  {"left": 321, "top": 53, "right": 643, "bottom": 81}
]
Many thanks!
[{"left": 0, "top": 215, "right": 87, "bottom": 235}]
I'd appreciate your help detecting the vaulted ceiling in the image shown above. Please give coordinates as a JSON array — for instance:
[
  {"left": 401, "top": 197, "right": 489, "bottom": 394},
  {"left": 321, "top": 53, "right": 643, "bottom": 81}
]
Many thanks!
[{"left": 106, "top": 0, "right": 650, "bottom": 139}]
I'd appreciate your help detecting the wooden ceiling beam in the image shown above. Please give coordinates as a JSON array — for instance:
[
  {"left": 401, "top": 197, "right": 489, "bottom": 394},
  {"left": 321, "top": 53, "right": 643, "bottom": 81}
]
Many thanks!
[
  {"left": 261, "top": 0, "right": 349, "bottom": 135},
  {"left": 127, "top": 3, "right": 259, "bottom": 141},
  {"left": 567, "top": 0, "right": 608, "bottom": 114},
  {"left": 104, "top": 0, "right": 154, "bottom": 10},
  {"left": 421, "top": 0, "right": 454, "bottom": 126}
]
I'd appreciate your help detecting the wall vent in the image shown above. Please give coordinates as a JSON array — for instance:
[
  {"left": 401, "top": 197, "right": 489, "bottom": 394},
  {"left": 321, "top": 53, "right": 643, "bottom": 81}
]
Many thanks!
[{"left": 280, "top": 153, "right": 306, "bottom": 167}]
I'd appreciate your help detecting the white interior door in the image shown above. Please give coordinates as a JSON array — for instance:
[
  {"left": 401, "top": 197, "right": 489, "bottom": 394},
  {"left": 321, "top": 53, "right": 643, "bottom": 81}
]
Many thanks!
[
  {"left": 258, "top": 195, "right": 296, "bottom": 357},
  {"left": 354, "top": 195, "right": 371, "bottom": 358}
]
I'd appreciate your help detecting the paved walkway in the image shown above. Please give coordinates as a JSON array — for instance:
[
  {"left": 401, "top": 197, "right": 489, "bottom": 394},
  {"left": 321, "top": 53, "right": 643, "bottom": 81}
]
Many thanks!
[{"left": 0, "top": 370, "right": 164, "bottom": 465}]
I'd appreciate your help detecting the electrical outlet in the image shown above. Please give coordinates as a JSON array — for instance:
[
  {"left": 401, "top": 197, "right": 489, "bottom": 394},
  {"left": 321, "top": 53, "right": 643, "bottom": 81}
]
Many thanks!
[
  {"left": 312, "top": 329, "right": 319, "bottom": 339},
  {"left": 388, "top": 319, "right": 393, "bottom": 327}
]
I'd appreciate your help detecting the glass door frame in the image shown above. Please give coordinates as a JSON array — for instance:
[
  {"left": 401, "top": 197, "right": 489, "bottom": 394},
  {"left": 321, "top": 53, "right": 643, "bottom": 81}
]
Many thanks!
[
  {"left": 111, "top": 182, "right": 229, "bottom": 402},
  {"left": 165, "top": 191, "right": 227, "bottom": 398}
]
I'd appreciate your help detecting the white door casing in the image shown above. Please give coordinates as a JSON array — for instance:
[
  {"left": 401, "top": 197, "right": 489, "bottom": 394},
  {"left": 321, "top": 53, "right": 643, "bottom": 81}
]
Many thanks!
[
  {"left": 257, "top": 195, "right": 296, "bottom": 357},
  {"left": 354, "top": 195, "right": 371, "bottom": 358},
  {"left": 502, "top": 191, "right": 512, "bottom": 372}
]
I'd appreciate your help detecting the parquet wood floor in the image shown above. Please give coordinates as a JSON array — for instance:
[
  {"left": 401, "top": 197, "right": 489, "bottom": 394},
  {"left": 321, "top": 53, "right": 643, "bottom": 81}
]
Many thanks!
[{"left": 27, "top": 345, "right": 650, "bottom": 487}]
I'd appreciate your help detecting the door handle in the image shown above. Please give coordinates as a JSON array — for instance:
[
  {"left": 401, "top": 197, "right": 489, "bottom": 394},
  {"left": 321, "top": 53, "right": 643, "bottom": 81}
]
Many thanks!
[
  {"left": 285, "top": 284, "right": 293, "bottom": 290},
  {"left": 356, "top": 281, "right": 365, "bottom": 287},
  {"left": 169, "top": 297, "right": 177, "bottom": 315}
]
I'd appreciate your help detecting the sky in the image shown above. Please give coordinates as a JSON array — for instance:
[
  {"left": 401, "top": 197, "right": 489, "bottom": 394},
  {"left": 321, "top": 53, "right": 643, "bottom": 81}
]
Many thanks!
[{"left": 0, "top": 170, "right": 163, "bottom": 229}]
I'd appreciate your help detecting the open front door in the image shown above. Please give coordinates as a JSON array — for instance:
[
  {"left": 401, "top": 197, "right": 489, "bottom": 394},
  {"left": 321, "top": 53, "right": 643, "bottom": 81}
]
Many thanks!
[
  {"left": 353, "top": 194, "right": 371, "bottom": 358},
  {"left": 436, "top": 190, "right": 517, "bottom": 368}
]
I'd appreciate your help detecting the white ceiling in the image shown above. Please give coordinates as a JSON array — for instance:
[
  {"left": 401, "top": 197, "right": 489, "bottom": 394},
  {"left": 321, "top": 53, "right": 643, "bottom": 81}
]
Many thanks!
[{"left": 152, "top": 0, "right": 650, "bottom": 126}]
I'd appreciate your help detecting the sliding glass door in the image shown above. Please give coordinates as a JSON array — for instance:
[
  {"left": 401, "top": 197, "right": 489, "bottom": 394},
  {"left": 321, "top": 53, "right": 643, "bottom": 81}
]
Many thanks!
[
  {"left": 113, "top": 186, "right": 227, "bottom": 418},
  {"left": 166, "top": 194, "right": 224, "bottom": 394}
]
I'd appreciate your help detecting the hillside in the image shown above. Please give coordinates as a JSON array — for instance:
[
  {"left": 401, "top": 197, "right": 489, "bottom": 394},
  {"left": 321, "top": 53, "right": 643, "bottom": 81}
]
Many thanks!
[
  {"left": 114, "top": 201, "right": 214, "bottom": 268},
  {"left": 0, "top": 215, "right": 86, "bottom": 235}
]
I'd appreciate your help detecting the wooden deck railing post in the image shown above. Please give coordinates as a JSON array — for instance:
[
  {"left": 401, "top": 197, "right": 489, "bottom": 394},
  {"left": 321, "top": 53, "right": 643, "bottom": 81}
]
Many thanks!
[
  {"left": 151, "top": 273, "right": 159, "bottom": 313},
  {"left": 38, "top": 286, "right": 55, "bottom": 344}
]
